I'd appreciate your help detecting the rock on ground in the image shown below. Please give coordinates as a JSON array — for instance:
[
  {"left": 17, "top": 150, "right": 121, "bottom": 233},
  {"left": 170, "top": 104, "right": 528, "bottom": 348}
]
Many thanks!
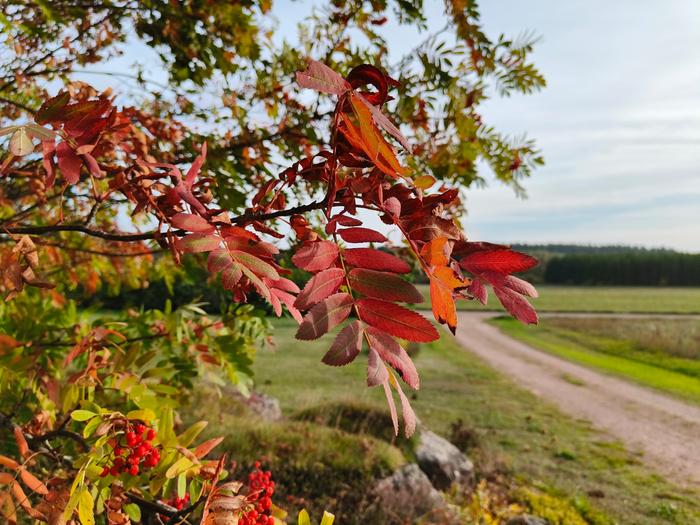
[
  {"left": 415, "top": 429, "right": 474, "bottom": 490},
  {"left": 373, "top": 464, "right": 449, "bottom": 523}
]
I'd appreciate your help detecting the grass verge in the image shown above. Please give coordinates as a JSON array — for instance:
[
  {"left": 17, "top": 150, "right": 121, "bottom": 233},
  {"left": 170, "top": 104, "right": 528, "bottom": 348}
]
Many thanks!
[{"left": 491, "top": 316, "right": 700, "bottom": 405}]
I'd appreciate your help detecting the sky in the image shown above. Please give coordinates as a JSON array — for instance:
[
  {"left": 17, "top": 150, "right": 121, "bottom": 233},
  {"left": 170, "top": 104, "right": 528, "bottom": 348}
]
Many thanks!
[{"left": 82, "top": 1, "right": 700, "bottom": 252}]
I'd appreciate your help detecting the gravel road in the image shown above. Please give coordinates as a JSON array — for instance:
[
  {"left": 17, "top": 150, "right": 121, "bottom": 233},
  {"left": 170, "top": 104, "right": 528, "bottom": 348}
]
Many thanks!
[{"left": 452, "top": 311, "right": 700, "bottom": 487}]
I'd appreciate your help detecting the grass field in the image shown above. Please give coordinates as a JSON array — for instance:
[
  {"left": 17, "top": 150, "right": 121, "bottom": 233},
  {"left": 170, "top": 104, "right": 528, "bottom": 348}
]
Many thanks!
[
  {"left": 414, "top": 285, "right": 700, "bottom": 313},
  {"left": 492, "top": 317, "right": 700, "bottom": 405},
  {"left": 245, "top": 318, "right": 700, "bottom": 524}
]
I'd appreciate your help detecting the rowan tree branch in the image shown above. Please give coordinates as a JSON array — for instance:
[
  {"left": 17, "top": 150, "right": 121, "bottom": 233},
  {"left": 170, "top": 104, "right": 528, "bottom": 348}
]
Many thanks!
[{"left": 0, "top": 198, "right": 328, "bottom": 242}]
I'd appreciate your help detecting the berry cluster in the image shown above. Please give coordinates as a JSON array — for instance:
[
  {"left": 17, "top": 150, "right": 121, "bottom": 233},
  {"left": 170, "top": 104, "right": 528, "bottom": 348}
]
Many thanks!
[
  {"left": 166, "top": 492, "right": 190, "bottom": 511},
  {"left": 239, "top": 462, "right": 275, "bottom": 525},
  {"left": 100, "top": 422, "right": 160, "bottom": 478}
]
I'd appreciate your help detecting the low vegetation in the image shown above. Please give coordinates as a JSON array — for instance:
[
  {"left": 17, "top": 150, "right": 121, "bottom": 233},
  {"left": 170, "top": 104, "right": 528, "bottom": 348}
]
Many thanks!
[{"left": 201, "top": 318, "right": 700, "bottom": 524}]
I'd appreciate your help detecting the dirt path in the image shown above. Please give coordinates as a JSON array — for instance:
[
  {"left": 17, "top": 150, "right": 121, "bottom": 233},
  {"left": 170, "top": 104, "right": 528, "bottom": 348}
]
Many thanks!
[{"left": 452, "top": 311, "right": 700, "bottom": 488}]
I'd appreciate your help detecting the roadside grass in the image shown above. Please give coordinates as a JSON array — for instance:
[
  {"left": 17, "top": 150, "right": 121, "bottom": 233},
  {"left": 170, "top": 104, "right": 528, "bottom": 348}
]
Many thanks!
[
  {"left": 492, "top": 317, "right": 700, "bottom": 404},
  {"left": 542, "top": 317, "right": 700, "bottom": 360},
  {"left": 414, "top": 285, "right": 700, "bottom": 313},
  {"left": 241, "top": 318, "right": 700, "bottom": 524}
]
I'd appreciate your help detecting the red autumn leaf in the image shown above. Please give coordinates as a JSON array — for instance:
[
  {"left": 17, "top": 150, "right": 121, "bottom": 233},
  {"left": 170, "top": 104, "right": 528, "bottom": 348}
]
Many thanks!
[
  {"left": 392, "top": 374, "right": 417, "bottom": 438},
  {"left": 343, "top": 248, "right": 411, "bottom": 274},
  {"left": 348, "top": 268, "right": 423, "bottom": 303},
  {"left": 322, "top": 320, "right": 364, "bottom": 366},
  {"left": 460, "top": 248, "right": 538, "bottom": 274},
  {"left": 296, "top": 59, "right": 352, "bottom": 96},
  {"left": 356, "top": 298, "right": 438, "bottom": 342},
  {"left": 468, "top": 277, "right": 488, "bottom": 304},
  {"left": 492, "top": 286, "right": 538, "bottom": 324},
  {"left": 292, "top": 240, "right": 339, "bottom": 272},
  {"left": 365, "top": 327, "right": 419, "bottom": 389},
  {"left": 56, "top": 141, "right": 82, "bottom": 184},
  {"left": 382, "top": 380, "right": 399, "bottom": 436},
  {"left": 229, "top": 250, "right": 279, "bottom": 280},
  {"left": 337, "top": 227, "right": 387, "bottom": 243},
  {"left": 194, "top": 437, "right": 224, "bottom": 459},
  {"left": 176, "top": 233, "right": 221, "bottom": 253},
  {"left": 172, "top": 212, "right": 215, "bottom": 233},
  {"left": 367, "top": 348, "right": 388, "bottom": 387},
  {"left": 296, "top": 293, "right": 353, "bottom": 340},
  {"left": 294, "top": 267, "right": 345, "bottom": 310},
  {"left": 207, "top": 248, "right": 234, "bottom": 273},
  {"left": 35, "top": 91, "right": 70, "bottom": 124},
  {"left": 221, "top": 265, "right": 242, "bottom": 289}
]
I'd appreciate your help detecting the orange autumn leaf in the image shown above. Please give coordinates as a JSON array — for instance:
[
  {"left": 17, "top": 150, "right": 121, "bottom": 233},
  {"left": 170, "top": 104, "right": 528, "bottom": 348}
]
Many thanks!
[{"left": 421, "top": 238, "right": 470, "bottom": 334}]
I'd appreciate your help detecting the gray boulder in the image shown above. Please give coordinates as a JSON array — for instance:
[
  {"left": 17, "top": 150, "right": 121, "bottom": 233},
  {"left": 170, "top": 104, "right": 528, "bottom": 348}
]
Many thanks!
[
  {"left": 373, "top": 464, "right": 447, "bottom": 523},
  {"left": 415, "top": 429, "right": 474, "bottom": 489},
  {"left": 507, "top": 515, "right": 550, "bottom": 525},
  {"left": 244, "top": 391, "right": 282, "bottom": 421}
]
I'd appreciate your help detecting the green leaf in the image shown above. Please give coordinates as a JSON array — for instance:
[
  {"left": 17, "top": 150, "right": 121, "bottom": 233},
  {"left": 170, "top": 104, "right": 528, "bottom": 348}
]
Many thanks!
[
  {"left": 177, "top": 421, "right": 208, "bottom": 448},
  {"left": 177, "top": 472, "right": 187, "bottom": 499},
  {"left": 127, "top": 409, "right": 156, "bottom": 422},
  {"left": 71, "top": 410, "right": 97, "bottom": 422},
  {"left": 78, "top": 488, "right": 95, "bottom": 525},
  {"left": 82, "top": 416, "right": 101, "bottom": 438},
  {"left": 123, "top": 503, "right": 142, "bottom": 522},
  {"left": 298, "top": 509, "right": 311, "bottom": 525},
  {"left": 158, "top": 408, "right": 176, "bottom": 446}
]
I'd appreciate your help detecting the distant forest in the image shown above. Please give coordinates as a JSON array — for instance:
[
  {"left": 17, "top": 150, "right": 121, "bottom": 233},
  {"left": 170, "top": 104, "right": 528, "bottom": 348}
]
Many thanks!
[{"left": 514, "top": 244, "right": 700, "bottom": 286}]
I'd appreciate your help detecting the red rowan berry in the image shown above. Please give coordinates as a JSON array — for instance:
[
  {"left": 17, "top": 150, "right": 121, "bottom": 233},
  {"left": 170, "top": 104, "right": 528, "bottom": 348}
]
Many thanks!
[
  {"left": 129, "top": 465, "right": 139, "bottom": 476},
  {"left": 100, "top": 466, "right": 110, "bottom": 477},
  {"left": 146, "top": 428, "right": 156, "bottom": 441}
]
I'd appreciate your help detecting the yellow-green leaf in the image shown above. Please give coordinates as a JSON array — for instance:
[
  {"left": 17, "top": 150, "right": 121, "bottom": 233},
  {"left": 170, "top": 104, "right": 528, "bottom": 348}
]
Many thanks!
[
  {"left": 71, "top": 410, "right": 97, "bottom": 422},
  {"left": 123, "top": 503, "right": 141, "bottom": 522},
  {"left": 166, "top": 456, "right": 193, "bottom": 479},
  {"left": 126, "top": 409, "right": 156, "bottom": 422},
  {"left": 78, "top": 488, "right": 94, "bottom": 525},
  {"left": 298, "top": 509, "right": 311, "bottom": 525},
  {"left": 176, "top": 421, "right": 208, "bottom": 448},
  {"left": 177, "top": 473, "right": 186, "bottom": 499}
]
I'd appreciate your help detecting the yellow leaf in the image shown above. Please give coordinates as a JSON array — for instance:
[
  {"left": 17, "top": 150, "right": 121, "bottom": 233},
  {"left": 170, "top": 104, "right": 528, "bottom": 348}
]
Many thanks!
[
  {"left": 166, "top": 456, "right": 194, "bottom": 479},
  {"left": 126, "top": 409, "right": 156, "bottom": 421},
  {"left": 298, "top": 509, "right": 311, "bottom": 525},
  {"left": 78, "top": 488, "right": 94, "bottom": 525},
  {"left": 320, "top": 511, "right": 335, "bottom": 525}
]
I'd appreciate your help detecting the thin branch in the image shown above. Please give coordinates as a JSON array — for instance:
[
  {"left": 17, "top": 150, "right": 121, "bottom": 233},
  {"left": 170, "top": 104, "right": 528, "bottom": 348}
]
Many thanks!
[
  {"left": 0, "top": 198, "right": 328, "bottom": 241},
  {"left": 28, "top": 429, "right": 89, "bottom": 451}
]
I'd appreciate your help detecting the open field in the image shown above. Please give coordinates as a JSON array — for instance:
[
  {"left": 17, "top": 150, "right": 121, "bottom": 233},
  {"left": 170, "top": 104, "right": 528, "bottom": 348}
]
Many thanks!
[
  {"left": 492, "top": 316, "right": 700, "bottom": 404},
  {"left": 242, "top": 318, "right": 700, "bottom": 524},
  {"left": 414, "top": 285, "right": 700, "bottom": 313}
]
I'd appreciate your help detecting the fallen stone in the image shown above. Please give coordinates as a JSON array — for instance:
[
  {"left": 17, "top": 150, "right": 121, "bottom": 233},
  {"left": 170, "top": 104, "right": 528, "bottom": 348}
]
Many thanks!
[
  {"left": 415, "top": 429, "right": 474, "bottom": 489},
  {"left": 373, "top": 464, "right": 447, "bottom": 523}
]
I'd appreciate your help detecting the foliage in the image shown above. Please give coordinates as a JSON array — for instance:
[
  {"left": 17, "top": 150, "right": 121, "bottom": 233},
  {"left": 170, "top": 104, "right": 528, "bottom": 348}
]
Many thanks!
[
  {"left": 545, "top": 252, "right": 700, "bottom": 286},
  {"left": 0, "top": 1, "right": 545, "bottom": 523}
]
